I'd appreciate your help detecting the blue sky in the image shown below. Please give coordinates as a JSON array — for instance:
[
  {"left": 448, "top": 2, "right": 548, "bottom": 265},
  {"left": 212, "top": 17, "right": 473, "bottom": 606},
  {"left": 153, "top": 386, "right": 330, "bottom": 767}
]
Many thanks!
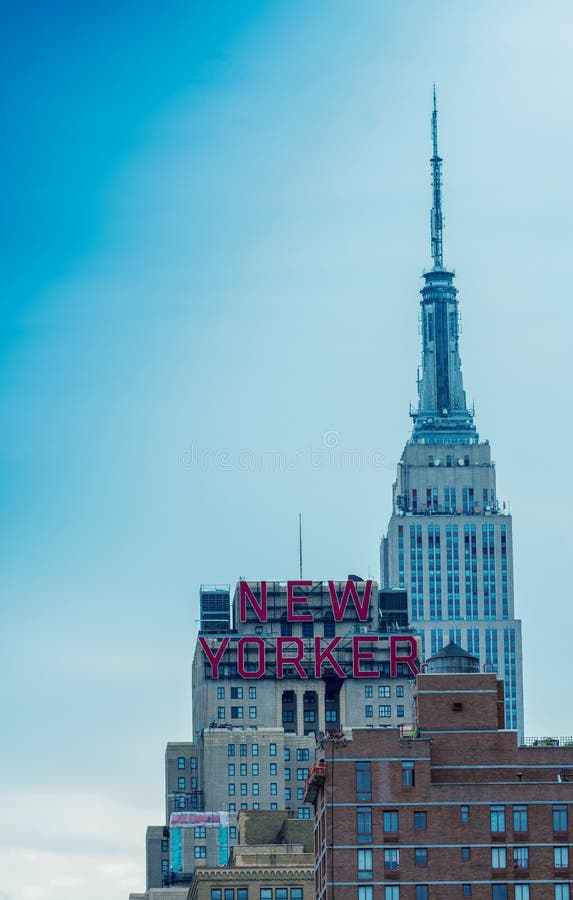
[{"left": 2, "top": 2, "right": 573, "bottom": 898}]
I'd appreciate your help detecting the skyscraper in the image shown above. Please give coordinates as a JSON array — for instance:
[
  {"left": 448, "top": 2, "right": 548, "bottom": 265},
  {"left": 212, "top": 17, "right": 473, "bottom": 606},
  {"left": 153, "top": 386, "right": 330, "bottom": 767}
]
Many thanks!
[{"left": 380, "top": 90, "right": 524, "bottom": 735}]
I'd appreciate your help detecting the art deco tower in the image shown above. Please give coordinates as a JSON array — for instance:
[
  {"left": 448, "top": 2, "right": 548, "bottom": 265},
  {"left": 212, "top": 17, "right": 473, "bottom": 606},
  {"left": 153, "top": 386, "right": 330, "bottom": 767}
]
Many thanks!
[{"left": 380, "top": 91, "right": 524, "bottom": 734}]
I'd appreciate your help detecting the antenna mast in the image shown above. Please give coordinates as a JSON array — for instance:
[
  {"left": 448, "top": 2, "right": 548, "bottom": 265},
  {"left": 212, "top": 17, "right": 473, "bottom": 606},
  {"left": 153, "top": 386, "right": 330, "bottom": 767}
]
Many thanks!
[
  {"left": 430, "top": 85, "right": 444, "bottom": 269},
  {"left": 298, "top": 514, "right": 303, "bottom": 580}
]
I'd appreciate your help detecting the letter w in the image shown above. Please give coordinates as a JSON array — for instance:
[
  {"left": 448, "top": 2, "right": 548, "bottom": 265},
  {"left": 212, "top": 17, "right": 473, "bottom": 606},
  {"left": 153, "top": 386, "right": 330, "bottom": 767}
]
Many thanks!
[{"left": 328, "top": 580, "right": 372, "bottom": 622}]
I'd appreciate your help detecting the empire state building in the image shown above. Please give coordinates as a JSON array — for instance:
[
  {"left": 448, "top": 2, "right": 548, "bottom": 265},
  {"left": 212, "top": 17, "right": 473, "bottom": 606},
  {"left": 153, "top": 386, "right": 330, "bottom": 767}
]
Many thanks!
[{"left": 380, "top": 91, "right": 524, "bottom": 735}]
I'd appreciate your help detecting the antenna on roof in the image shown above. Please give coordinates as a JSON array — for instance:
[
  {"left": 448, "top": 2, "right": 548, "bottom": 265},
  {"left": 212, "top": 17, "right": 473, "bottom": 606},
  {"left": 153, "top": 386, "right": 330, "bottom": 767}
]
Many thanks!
[{"left": 298, "top": 513, "right": 303, "bottom": 580}]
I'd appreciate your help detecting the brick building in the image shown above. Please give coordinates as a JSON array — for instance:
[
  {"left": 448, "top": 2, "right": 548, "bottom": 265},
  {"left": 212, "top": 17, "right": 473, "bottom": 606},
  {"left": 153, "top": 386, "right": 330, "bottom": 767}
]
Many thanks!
[{"left": 304, "top": 643, "right": 572, "bottom": 900}]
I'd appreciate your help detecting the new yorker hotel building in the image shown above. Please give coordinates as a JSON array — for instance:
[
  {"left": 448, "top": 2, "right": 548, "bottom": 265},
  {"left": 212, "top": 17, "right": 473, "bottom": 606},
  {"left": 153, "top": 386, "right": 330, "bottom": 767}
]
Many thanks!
[
  {"left": 138, "top": 580, "right": 420, "bottom": 892},
  {"left": 380, "top": 93, "right": 524, "bottom": 734}
]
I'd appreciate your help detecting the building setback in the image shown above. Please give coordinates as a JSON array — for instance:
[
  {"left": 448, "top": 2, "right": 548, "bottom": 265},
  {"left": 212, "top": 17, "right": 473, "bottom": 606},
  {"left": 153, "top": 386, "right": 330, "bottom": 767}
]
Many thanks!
[
  {"left": 380, "top": 91, "right": 524, "bottom": 735},
  {"left": 304, "top": 644, "right": 573, "bottom": 900}
]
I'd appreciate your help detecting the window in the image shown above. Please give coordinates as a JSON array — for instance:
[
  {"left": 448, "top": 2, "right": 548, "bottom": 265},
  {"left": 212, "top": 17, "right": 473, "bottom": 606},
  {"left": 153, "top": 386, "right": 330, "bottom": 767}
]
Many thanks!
[
  {"left": 460, "top": 805, "right": 470, "bottom": 823},
  {"left": 414, "top": 811, "right": 427, "bottom": 830},
  {"left": 379, "top": 705, "right": 391, "bottom": 718},
  {"left": 291, "top": 891, "right": 303, "bottom": 900},
  {"left": 194, "top": 826, "right": 206, "bottom": 838},
  {"left": 252, "top": 743, "right": 259, "bottom": 756},
  {"left": 303, "top": 709, "right": 316, "bottom": 722},
  {"left": 240, "top": 744, "right": 247, "bottom": 756},
  {"left": 161, "top": 838, "right": 169, "bottom": 852},
  {"left": 384, "top": 848, "right": 399, "bottom": 871},
  {"left": 461, "top": 847, "right": 471, "bottom": 860},
  {"left": 396, "top": 685, "right": 404, "bottom": 698},
  {"left": 491, "top": 847, "right": 506, "bottom": 869},
  {"left": 555, "top": 887, "right": 570, "bottom": 900},
  {"left": 161, "top": 859, "right": 169, "bottom": 873},
  {"left": 463, "top": 887, "right": 471, "bottom": 897},
  {"left": 357, "top": 806, "right": 373, "bottom": 842},
  {"left": 383, "top": 810, "right": 398, "bottom": 833},
  {"left": 228, "top": 744, "right": 235, "bottom": 757},
  {"left": 356, "top": 761, "right": 372, "bottom": 800},
  {"left": 492, "top": 887, "right": 507, "bottom": 900},
  {"left": 177, "top": 757, "right": 185, "bottom": 769},
  {"left": 231, "top": 706, "right": 244, "bottom": 719},
  {"left": 228, "top": 764, "right": 235, "bottom": 776},
  {"left": 191, "top": 777, "right": 198, "bottom": 789},
  {"left": 191, "top": 756, "right": 197, "bottom": 770},
  {"left": 490, "top": 805, "right": 505, "bottom": 833},
  {"left": 514, "top": 888, "right": 529, "bottom": 900},
  {"left": 252, "top": 763, "right": 259, "bottom": 776},
  {"left": 270, "top": 763, "right": 277, "bottom": 775},
  {"left": 174, "top": 794, "right": 187, "bottom": 809},
  {"left": 365, "top": 686, "right": 373, "bottom": 698},
  {"left": 218, "top": 706, "right": 225, "bottom": 719},
  {"left": 231, "top": 686, "right": 243, "bottom": 699},
  {"left": 194, "top": 846, "right": 207, "bottom": 858},
  {"left": 297, "top": 768, "right": 309, "bottom": 781},
  {"left": 261, "top": 891, "right": 272, "bottom": 900},
  {"left": 240, "top": 802, "right": 247, "bottom": 810},
  {"left": 229, "top": 803, "right": 236, "bottom": 811},
  {"left": 270, "top": 743, "right": 277, "bottom": 756},
  {"left": 230, "top": 827, "right": 237, "bottom": 840},
  {"left": 228, "top": 784, "right": 235, "bottom": 796},
  {"left": 249, "top": 706, "right": 257, "bottom": 719},
  {"left": 365, "top": 705, "right": 373, "bottom": 718},
  {"left": 240, "top": 783, "right": 248, "bottom": 796},
  {"left": 358, "top": 848, "right": 373, "bottom": 879},
  {"left": 513, "top": 804, "right": 528, "bottom": 832},
  {"left": 240, "top": 763, "right": 247, "bottom": 776},
  {"left": 359, "top": 889, "right": 373, "bottom": 900},
  {"left": 513, "top": 847, "right": 528, "bottom": 869},
  {"left": 249, "top": 686, "right": 256, "bottom": 699},
  {"left": 553, "top": 804, "right": 568, "bottom": 832},
  {"left": 225, "top": 890, "right": 235, "bottom": 900},
  {"left": 217, "top": 686, "right": 225, "bottom": 699},
  {"left": 385, "top": 888, "right": 399, "bottom": 900},
  {"left": 554, "top": 846, "right": 569, "bottom": 868},
  {"left": 270, "top": 783, "right": 277, "bottom": 795},
  {"left": 397, "top": 705, "right": 405, "bottom": 717},
  {"left": 379, "top": 685, "right": 391, "bottom": 698},
  {"left": 178, "top": 777, "right": 185, "bottom": 789},
  {"left": 237, "top": 892, "right": 248, "bottom": 900},
  {"left": 211, "top": 891, "right": 222, "bottom": 900},
  {"left": 415, "top": 848, "right": 428, "bottom": 867},
  {"left": 252, "top": 783, "right": 259, "bottom": 795},
  {"left": 297, "top": 807, "right": 311, "bottom": 819},
  {"left": 284, "top": 748, "right": 291, "bottom": 761},
  {"left": 415, "top": 887, "right": 428, "bottom": 900},
  {"left": 285, "top": 788, "right": 291, "bottom": 800},
  {"left": 296, "top": 748, "right": 309, "bottom": 761},
  {"left": 326, "top": 710, "right": 337, "bottom": 722},
  {"left": 402, "top": 761, "right": 415, "bottom": 787},
  {"left": 284, "top": 768, "right": 291, "bottom": 781},
  {"left": 270, "top": 802, "right": 278, "bottom": 809}
]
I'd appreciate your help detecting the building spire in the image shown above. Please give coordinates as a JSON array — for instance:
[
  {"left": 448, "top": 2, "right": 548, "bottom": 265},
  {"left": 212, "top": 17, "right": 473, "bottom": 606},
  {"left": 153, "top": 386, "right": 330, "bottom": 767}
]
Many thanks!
[
  {"left": 409, "top": 89, "right": 477, "bottom": 445},
  {"left": 430, "top": 85, "right": 444, "bottom": 269}
]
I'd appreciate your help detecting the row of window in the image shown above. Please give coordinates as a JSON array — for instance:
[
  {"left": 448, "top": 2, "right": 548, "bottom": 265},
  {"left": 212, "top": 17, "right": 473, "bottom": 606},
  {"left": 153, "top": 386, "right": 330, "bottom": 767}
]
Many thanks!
[
  {"left": 217, "top": 686, "right": 258, "bottom": 699},
  {"left": 358, "top": 888, "right": 569, "bottom": 900},
  {"left": 210, "top": 890, "right": 303, "bottom": 900},
  {"left": 217, "top": 706, "right": 258, "bottom": 719},
  {"left": 225, "top": 802, "right": 310, "bottom": 817},
  {"left": 177, "top": 756, "right": 197, "bottom": 770},
  {"left": 227, "top": 743, "right": 308, "bottom": 758},
  {"left": 177, "top": 776, "right": 198, "bottom": 789},
  {"left": 356, "top": 804, "right": 568, "bottom": 837},
  {"left": 365, "top": 685, "right": 405, "bottom": 698},
  {"left": 356, "top": 846, "right": 569, "bottom": 871},
  {"left": 227, "top": 771, "right": 309, "bottom": 795},
  {"left": 365, "top": 705, "right": 405, "bottom": 718}
]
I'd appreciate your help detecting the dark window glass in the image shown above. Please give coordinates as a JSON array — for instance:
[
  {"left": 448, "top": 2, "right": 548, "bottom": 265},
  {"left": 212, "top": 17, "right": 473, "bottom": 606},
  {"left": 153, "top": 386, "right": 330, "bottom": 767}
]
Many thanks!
[
  {"left": 383, "top": 810, "right": 399, "bottom": 833},
  {"left": 414, "top": 811, "right": 427, "bottom": 830},
  {"left": 357, "top": 806, "right": 372, "bottom": 842},
  {"left": 402, "top": 761, "right": 415, "bottom": 787},
  {"left": 356, "top": 761, "right": 372, "bottom": 800}
]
